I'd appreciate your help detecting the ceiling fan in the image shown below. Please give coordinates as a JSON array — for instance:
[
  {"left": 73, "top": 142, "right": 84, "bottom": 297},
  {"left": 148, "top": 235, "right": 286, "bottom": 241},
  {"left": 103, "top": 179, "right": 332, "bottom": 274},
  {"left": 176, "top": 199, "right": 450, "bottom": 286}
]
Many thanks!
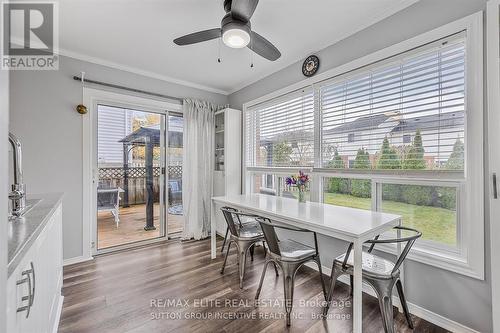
[{"left": 173, "top": 0, "right": 281, "bottom": 61}]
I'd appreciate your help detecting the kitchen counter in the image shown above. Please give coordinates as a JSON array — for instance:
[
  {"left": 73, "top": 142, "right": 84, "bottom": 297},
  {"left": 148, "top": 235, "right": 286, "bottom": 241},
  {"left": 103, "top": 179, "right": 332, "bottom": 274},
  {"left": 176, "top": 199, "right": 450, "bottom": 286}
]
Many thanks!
[{"left": 7, "top": 192, "right": 63, "bottom": 277}]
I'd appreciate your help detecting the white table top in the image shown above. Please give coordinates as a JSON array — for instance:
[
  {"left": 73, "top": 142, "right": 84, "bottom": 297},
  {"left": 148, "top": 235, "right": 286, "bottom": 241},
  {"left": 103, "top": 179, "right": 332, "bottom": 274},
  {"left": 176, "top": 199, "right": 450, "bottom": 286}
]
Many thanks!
[{"left": 212, "top": 193, "right": 401, "bottom": 241}]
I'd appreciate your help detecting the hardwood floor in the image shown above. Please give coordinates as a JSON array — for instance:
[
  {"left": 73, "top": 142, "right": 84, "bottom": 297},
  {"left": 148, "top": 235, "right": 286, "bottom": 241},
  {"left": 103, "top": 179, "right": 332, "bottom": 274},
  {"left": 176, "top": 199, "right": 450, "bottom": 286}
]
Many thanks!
[
  {"left": 97, "top": 204, "right": 183, "bottom": 249},
  {"left": 59, "top": 238, "right": 449, "bottom": 333}
]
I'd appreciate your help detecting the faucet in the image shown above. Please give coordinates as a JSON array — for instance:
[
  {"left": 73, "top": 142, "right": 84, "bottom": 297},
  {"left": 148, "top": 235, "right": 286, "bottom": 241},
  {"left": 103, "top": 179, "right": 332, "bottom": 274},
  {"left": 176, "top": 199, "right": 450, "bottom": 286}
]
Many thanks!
[{"left": 8, "top": 132, "right": 26, "bottom": 217}]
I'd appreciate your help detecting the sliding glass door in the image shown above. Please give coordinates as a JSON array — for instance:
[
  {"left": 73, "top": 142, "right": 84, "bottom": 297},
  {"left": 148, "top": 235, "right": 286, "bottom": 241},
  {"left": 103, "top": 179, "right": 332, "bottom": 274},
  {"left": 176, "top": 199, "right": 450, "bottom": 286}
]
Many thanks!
[{"left": 96, "top": 104, "right": 167, "bottom": 251}]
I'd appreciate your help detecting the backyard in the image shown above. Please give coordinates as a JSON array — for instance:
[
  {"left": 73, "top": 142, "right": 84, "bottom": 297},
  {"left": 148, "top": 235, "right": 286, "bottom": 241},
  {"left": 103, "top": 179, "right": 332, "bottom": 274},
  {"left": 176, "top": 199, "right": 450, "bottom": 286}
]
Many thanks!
[{"left": 323, "top": 192, "right": 457, "bottom": 246}]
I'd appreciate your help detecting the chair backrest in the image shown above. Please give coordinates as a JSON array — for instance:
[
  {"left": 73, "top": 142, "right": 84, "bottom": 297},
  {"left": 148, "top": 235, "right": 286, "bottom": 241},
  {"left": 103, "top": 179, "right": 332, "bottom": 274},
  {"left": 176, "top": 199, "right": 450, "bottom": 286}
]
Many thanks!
[
  {"left": 255, "top": 217, "right": 281, "bottom": 256},
  {"left": 220, "top": 207, "right": 240, "bottom": 237},
  {"left": 365, "top": 226, "right": 422, "bottom": 274}
]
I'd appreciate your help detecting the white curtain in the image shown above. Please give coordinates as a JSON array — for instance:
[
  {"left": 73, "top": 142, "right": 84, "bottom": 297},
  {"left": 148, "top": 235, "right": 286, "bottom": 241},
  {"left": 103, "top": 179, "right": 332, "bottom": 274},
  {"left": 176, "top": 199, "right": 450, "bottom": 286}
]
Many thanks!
[{"left": 182, "top": 99, "right": 222, "bottom": 240}]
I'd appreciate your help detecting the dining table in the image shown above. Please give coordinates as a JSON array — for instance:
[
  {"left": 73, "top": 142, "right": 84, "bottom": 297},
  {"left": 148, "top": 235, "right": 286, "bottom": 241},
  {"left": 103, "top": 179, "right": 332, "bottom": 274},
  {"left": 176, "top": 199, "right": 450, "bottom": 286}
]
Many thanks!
[{"left": 211, "top": 193, "right": 403, "bottom": 333}]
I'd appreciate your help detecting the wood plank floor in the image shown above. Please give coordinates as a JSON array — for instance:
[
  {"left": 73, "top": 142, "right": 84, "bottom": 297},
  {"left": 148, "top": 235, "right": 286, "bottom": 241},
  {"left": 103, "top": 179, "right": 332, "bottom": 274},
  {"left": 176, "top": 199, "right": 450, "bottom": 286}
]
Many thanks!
[
  {"left": 98, "top": 204, "right": 183, "bottom": 249},
  {"left": 59, "top": 238, "right": 449, "bottom": 333}
]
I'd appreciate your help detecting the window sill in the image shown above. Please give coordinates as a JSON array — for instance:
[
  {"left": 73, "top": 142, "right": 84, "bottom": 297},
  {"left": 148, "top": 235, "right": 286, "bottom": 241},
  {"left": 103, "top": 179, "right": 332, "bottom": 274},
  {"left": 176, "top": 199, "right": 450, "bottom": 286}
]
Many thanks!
[{"left": 372, "top": 242, "right": 484, "bottom": 280}]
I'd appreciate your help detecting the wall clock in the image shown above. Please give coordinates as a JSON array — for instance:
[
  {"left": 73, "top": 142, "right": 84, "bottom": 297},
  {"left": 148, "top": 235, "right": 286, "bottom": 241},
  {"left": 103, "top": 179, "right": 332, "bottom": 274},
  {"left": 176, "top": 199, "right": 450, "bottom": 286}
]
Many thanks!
[{"left": 302, "top": 55, "right": 320, "bottom": 77}]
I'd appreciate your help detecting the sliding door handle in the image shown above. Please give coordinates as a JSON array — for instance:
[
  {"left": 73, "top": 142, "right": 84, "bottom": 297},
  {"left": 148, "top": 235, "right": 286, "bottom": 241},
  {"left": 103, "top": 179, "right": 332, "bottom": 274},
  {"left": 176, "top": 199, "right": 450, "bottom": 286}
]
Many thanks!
[{"left": 493, "top": 173, "right": 498, "bottom": 199}]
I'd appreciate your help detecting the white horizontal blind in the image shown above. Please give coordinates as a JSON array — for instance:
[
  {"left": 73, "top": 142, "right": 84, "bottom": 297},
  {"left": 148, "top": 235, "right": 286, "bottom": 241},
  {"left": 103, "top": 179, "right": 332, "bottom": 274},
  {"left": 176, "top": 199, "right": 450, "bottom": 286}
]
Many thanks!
[
  {"left": 320, "top": 34, "right": 465, "bottom": 172},
  {"left": 245, "top": 89, "right": 314, "bottom": 167}
]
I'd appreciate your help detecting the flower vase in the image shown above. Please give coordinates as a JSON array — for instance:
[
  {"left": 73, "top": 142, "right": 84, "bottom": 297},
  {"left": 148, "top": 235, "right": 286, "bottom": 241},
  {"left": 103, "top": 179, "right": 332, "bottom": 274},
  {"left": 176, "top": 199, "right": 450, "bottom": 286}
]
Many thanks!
[{"left": 298, "top": 190, "right": 306, "bottom": 203}]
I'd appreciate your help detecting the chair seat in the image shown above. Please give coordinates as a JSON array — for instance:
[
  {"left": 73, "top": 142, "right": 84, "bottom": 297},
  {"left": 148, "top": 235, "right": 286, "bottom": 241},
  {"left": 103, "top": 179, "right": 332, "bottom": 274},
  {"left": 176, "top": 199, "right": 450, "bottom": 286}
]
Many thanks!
[
  {"left": 334, "top": 251, "right": 397, "bottom": 278},
  {"left": 238, "top": 222, "right": 264, "bottom": 239},
  {"left": 278, "top": 239, "right": 316, "bottom": 261}
]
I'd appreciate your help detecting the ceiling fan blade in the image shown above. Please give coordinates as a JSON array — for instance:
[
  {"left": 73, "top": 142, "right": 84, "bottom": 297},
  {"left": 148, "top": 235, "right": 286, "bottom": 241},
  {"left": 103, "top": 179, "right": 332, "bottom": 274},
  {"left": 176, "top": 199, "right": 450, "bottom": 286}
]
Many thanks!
[
  {"left": 173, "top": 28, "right": 221, "bottom": 45},
  {"left": 248, "top": 31, "right": 281, "bottom": 61},
  {"left": 230, "top": 0, "right": 259, "bottom": 22}
]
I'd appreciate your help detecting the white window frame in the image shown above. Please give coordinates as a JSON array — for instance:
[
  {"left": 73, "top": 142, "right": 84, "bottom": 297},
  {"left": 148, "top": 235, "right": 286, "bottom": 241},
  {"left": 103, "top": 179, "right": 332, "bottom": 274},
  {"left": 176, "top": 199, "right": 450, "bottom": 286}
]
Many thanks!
[{"left": 242, "top": 12, "right": 484, "bottom": 279}]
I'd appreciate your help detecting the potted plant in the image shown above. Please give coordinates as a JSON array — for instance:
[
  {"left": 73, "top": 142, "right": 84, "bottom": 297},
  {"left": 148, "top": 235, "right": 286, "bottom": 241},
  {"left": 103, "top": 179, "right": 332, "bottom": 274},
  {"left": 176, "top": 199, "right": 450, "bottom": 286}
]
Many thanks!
[{"left": 285, "top": 171, "right": 310, "bottom": 203}]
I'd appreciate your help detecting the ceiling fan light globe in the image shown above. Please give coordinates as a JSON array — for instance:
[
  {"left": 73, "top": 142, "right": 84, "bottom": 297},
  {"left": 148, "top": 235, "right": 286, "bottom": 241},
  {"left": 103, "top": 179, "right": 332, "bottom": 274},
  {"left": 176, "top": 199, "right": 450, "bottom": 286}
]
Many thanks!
[{"left": 222, "top": 28, "right": 250, "bottom": 48}]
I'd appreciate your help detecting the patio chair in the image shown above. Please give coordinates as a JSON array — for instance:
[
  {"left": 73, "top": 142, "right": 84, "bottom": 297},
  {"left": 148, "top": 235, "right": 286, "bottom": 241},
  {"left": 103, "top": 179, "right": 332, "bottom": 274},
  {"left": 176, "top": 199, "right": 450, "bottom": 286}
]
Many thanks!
[
  {"left": 220, "top": 207, "right": 272, "bottom": 289},
  {"left": 255, "top": 217, "right": 327, "bottom": 326},
  {"left": 97, "top": 183, "right": 124, "bottom": 227},
  {"left": 323, "top": 226, "right": 422, "bottom": 333}
]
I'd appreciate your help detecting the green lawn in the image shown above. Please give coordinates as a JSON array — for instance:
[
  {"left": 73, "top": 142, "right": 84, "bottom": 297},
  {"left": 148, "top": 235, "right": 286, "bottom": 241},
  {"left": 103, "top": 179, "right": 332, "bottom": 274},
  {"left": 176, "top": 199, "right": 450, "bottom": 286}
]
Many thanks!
[{"left": 323, "top": 193, "right": 457, "bottom": 246}]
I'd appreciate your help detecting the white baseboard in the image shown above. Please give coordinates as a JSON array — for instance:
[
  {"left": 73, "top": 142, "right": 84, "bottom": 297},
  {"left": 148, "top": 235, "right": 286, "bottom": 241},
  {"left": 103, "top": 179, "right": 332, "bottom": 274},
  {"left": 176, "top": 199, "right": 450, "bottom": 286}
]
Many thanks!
[
  {"left": 51, "top": 295, "right": 64, "bottom": 333},
  {"left": 305, "top": 262, "right": 480, "bottom": 333},
  {"left": 63, "top": 255, "right": 93, "bottom": 266}
]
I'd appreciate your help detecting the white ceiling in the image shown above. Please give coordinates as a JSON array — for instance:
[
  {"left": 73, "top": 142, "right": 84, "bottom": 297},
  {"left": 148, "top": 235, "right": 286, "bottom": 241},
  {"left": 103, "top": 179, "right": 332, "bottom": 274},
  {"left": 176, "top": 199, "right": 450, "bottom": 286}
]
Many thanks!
[{"left": 57, "top": 0, "right": 419, "bottom": 94}]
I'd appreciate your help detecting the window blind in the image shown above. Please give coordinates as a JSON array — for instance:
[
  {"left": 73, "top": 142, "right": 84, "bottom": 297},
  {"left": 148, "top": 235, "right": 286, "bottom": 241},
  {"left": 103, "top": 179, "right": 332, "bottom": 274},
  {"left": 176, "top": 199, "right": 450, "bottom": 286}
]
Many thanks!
[
  {"left": 320, "top": 35, "right": 465, "bottom": 172},
  {"left": 245, "top": 89, "right": 315, "bottom": 167}
]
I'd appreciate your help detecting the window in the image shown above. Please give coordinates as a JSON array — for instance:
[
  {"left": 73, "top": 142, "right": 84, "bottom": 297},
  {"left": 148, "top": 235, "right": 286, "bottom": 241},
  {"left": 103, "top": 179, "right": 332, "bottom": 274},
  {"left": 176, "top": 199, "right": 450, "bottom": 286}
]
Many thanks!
[
  {"left": 243, "top": 15, "right": 483, "bottom": 279},
  {"left": 245, "top": 89, "right": 314, "bottom": 168}
]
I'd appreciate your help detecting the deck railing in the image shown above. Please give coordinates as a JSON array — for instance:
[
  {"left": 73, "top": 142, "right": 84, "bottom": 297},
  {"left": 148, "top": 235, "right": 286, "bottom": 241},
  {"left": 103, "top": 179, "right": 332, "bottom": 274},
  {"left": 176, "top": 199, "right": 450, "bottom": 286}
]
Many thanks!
[{"left": 99, "top": 166, "right": 182, "bottom": 206}]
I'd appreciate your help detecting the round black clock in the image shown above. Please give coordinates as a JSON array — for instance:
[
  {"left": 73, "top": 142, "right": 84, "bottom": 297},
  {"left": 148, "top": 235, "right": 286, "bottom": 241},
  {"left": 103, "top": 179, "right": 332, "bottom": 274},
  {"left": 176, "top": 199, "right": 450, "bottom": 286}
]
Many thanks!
[{"left": 302, "top": 55, "right": 320, "bottom": 77}]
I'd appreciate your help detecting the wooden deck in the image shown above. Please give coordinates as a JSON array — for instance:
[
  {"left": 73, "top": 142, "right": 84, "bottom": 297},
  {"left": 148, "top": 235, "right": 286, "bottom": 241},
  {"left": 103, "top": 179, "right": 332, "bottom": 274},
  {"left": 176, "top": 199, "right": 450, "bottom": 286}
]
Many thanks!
[{"left": 97, "top": 204, "right": 183, "bottom": 249}]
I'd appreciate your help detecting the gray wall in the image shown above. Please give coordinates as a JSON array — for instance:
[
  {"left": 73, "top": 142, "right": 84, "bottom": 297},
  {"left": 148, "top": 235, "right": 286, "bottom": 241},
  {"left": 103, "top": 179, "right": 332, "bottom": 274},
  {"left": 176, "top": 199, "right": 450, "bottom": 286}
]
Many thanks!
[
  {"left": 1, "top": 63, "right": 9, "bottom": 333},
  {"left": 9, "top": 55, "right": 228, "bottom": 261},
  {"left": 228, "top": 0, "right": 492, "bottom": 332}
]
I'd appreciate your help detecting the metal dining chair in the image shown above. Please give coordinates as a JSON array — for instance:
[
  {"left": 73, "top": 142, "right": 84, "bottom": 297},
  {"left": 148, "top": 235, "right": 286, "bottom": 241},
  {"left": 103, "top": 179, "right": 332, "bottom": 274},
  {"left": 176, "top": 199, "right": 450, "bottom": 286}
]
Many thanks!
[
  {"left": 220, "top": 207, "right": 268, "bottom": 289},
  {"left": 323, "top": 226, "right": 422, "bottom": 333},
  {"left": 220, "top": 207, "right": 255, "bottom": 253},
  {"left": 255, "top": 217, "right": 327, "bottom": 326}
]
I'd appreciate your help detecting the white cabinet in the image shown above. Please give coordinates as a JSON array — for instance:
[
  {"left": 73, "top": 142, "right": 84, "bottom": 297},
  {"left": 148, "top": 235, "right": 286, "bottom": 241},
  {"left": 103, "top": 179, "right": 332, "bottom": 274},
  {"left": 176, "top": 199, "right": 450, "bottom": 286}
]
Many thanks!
[
  {"left": 7, "top": 204, "right": 63, "bottom": 333},
  {"left": 213, "top": 108, "right": 242, "bottom": 235}
]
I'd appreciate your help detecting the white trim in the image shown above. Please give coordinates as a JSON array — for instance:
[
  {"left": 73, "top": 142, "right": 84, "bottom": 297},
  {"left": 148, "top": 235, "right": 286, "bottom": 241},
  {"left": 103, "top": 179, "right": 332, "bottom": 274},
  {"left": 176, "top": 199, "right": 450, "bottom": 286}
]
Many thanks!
[
  {"left": 63, "top": 255, "right": 93, "bottom": 267},
  {"left": 243, "top": 12, "right": 485, "bottom": 279},
  {"left": 487, "top": 1, "right": 500, "bottom": 332},
  {"left": 305, "top": 262, "right": 481, "bottom": 333},
  {"left": 50, "top": 296, "right": 64, "bottom": 333},
  {"left": 82, "top": 88, "right": 181, "bottom": 258},
  {"left": 243, "top": 13, "right": 482, "bottom": 110}
]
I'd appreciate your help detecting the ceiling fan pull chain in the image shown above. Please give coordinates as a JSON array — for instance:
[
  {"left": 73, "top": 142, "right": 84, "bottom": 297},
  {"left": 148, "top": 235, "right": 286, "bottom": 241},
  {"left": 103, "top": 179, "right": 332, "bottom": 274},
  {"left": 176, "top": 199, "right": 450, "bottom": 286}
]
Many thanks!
[{"left": 250, "top": 38, "right": 254, "bottom": 68}]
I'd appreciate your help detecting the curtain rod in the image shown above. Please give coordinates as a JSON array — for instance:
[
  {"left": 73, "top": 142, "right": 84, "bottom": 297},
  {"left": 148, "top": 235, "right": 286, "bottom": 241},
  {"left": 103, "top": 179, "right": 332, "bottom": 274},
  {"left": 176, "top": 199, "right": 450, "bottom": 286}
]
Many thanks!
[{"left": 72, "top": 75, "right": 183, "bottom": 103}]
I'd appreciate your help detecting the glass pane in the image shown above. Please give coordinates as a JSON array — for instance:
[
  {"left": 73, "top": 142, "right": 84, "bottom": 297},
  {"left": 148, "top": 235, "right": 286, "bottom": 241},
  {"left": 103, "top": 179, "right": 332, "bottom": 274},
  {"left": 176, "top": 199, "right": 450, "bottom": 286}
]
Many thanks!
[
  {"left": 251, "top": 173, "right": 311, "bottom": 201},
  {"left": 167, "top": 114, "right": 183, "bottom": 235},
  {"left": 97, "top": 105, "right": 165, "bottom": 249},
  {"left": 381, "top": 183, "right": 457, "bottom": 247},
  {"left": 323, "top": 177, "right": 371, "bottom": 210},
  {"left": 321, "top": 37, "right": 465, "bottom": 173}
]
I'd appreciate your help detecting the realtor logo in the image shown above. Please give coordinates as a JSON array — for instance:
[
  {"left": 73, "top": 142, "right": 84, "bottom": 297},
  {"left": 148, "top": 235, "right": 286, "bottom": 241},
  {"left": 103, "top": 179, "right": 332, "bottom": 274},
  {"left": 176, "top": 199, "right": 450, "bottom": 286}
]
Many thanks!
[{"left": 1, "top": 1, "right": 59, "bottom": 70}]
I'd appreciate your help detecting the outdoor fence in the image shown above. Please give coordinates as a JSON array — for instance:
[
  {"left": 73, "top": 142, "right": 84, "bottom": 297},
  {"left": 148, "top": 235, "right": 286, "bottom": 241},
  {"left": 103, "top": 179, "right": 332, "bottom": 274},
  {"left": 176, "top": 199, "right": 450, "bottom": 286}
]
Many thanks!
[{"left": 99, "top": 166, "right": 182, "bottom": 206}]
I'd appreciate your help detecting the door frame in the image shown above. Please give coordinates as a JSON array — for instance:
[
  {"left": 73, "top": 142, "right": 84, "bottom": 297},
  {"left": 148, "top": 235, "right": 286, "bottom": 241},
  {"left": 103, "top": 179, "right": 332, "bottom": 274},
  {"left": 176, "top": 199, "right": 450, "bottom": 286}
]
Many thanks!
[
  {"left": 82, "top": 88, "right": 181, "bottom": 257},
  {"left": 487, "top": 1, "right": 500, "bottom": 332}
]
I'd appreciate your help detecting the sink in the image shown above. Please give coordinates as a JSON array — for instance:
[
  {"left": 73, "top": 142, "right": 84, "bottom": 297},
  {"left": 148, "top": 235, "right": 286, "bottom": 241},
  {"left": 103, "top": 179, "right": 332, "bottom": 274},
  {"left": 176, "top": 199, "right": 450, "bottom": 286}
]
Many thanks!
[{"left": 8, "top": 198, "right": 41, "bottom": 221}]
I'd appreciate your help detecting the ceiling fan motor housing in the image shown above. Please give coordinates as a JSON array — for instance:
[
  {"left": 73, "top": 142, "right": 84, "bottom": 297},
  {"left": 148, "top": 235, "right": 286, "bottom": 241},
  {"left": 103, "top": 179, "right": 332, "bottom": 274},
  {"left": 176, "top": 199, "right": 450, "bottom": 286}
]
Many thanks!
[{"left": 221, "top": 13, "right": 251, "bottom": 48}]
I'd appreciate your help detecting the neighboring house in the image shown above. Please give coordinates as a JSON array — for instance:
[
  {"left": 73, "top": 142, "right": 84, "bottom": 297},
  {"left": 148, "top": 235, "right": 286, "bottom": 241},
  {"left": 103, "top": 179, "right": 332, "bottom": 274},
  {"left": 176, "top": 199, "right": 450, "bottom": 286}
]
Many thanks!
[
  {"left": 323, "top": 111, "right": 465, "bottom": 167},
  {"left": 97, "top": 105, "right": 134, "bottom": 167},
  {"left": 98, "top": 107, "right": 184, "bottom": 167}
]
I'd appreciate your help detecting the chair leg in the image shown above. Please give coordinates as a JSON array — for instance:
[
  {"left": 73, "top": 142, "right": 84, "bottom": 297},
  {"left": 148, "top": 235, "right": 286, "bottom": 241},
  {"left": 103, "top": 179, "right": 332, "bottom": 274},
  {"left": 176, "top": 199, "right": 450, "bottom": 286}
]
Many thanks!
[
  {"left": 238, "top": 243, "right": 249, "bottom": 289},
  {"left": 315, "top": 257, "right": 327, "bottom": 300},
  {"left": 272, "top": 261, "right": 279, "bottom": 276},
  {"left": 350, "top": 275, "right": 354, "bottom": 296},
  {"left": 255, "top": 260, "right": 275, "bottom": 299},
  {"left": 220, "top": 240, "right": 232, "bottom": 274},
  {"left": 221, "top": 227, "right": 229, "bottom": 253},
  {"left": 396, "top": 279, "right": 414, "bottom": 329},
  {"left": 282, "top": 263, "right": 296, "bottom": 326},
  {"left": 370, "top": 279, "right": 396, "bottom": 333},
  {"left": 323, "top": 266, "right": 343, "bottom": 316},
  {"left": 250, "top": 244, "right": 255, "bottom": 261}
]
